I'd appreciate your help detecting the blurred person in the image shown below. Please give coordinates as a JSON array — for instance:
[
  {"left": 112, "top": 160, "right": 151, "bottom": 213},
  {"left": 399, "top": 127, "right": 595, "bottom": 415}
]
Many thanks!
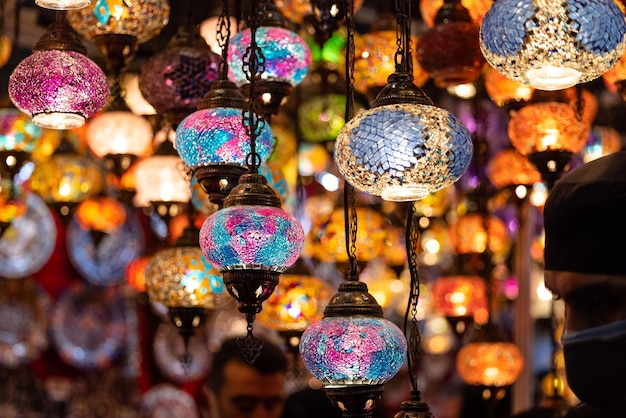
[
  {"left": 204, "top": 337, "right": 288, "bottom": 418},
  {"left": 541, "top": 150, "right": 626, "bottom": 417}
]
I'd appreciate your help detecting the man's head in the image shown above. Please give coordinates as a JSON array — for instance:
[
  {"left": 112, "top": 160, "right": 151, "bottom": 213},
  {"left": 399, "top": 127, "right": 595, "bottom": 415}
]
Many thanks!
[
  {"left": 205, "top": 337, "right": 288, "bottom": 418},
  {"left": 543, "top": 150, "right": 626, "bottom": 407}
]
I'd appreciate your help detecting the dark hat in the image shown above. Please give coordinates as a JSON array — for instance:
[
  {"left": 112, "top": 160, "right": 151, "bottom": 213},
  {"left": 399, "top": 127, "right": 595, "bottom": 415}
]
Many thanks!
[{"left": 544, "top": 150, "right": 626, "bottom": 275}]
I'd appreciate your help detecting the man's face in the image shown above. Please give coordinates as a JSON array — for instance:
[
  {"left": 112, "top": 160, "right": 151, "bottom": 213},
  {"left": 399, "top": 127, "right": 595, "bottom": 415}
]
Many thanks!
[
  {"left": 544, "top": 270, "right": 626, "bottom": 332},
  {"left": 213, "top": 360, "right": 286, "bottom": 418}
]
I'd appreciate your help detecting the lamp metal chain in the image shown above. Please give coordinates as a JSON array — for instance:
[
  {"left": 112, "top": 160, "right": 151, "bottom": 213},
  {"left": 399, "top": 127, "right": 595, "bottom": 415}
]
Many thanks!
[
  {"left": 217, "top": 0, "right": 232, "bottom": 80},
  {"left": 394, "top": 0, "right": 412, "bottom": 74},
  {"left": 242, "top": 0, "right": 267, "bottom": 173},
  {"left": 404, "top": 202, "right": 422, "bottom": 393},
  {"left": 343, "top": 0, "right": 358, "bottom": 278}
]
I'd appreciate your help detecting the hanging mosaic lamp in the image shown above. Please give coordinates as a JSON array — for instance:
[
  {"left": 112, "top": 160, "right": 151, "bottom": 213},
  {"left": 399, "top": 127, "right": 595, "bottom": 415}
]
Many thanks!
[
  {"left": 456, "top": 322, "right": 524, "bottom": 387},
  {"left": 430, "top": 275, "right": 489, "bottom": 334},
  {"left": 175, "top": 86, "right": 274, "bottom": 207},
  {"left": 66, "top": 0, "right": 170, "bottom": 45},
  {"left": 139, "top": 20, "right": 221, "bottom": 129},
  {"left": 133, "top": 137, "right": 191, "bottom": 224},
  {"left": 28, "top": 135, "right": 105, "bottom": 221},
  {"left": 146, "top": 220, "right": 229, "bottom": 362},
  {"left": 199, "top": 172, "right": 305, "bottom": 361},
  {"left": 480, "top": 0, "right": 626, "bottom": 90},
  {"left": 227, "top": 2, "right": 311, "bottom": 118},
  {"left": 300, "top": 280, "right": 407, "bottom": 416},
  {"left": 448, "top": 213, "right": 511, "bottom": 257},
  {"left": 484, "top": 66, "right": 534, "bottom": 111},
  {"left": 8, "top": 12, "right": 109, "bottom": 130},
  {"left": 335, "top": 0, "right": 473, "bottom": 202},
  {"left": 419, "top": 0, "right": 492, "bottom": 28},
  {"left": 487, "top": 148, "right": 542, "bottom": 191},
  {"left": 416, "top": 0, "right": 486, "bottom": 87}
]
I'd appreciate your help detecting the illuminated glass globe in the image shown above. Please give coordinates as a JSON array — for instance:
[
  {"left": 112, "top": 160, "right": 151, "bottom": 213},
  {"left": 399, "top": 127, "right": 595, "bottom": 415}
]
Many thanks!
[
  {"left": 300, "top": 281, "right": 406, "bottom": 389},
  {"left": 8, "top": 15, "right": 109, "bottom": 130},
  {"left": 449, "top": 213, "right": 511, "bottom": 256},
  {"left": 0, "top": 109, "right": 50, "bottom": 154},
  {"left": 0, "top": 35, "right": 12, "bottom": 68},
  {"left": 228, "top": 26, "right": 311, "bottom": 87},
  {"left": 354, "top": 30, "right": 429, "bottom": 93},
  {"left": 74, "top": 196, "right": 127, "bottom": 233},
  {"left": 200, "top": 195, "right": 304, "bottom": 274},
  {"left": 456, "top": 323, "right": 524, "bottom": 387},
  {"left": 335, "top": 95, "right": 473, "bottom": 201},
  {"left": 275, "top": 0, "right": 364, "bottom": 24},
  {"left": 484, "top": 66, "right": 534, "bottom": 109},
  {"left": 480, "top": 0, "right": 626, "bottom": 90},
  {"left": 175, "top": 107, "right": 274, "bottom": 170},
  {"left": 146, "top": 247, "right": 229, "bottom": 310},
  {"left": 508, "top": 102, "right": 590, "bottom": 156},
  {"left": 66, "top": 0, "right": 170, "bottom": 44},
  {"left": 417, "top": 0, "right": 485, "bottom": 87},
  {"left": 257, "top": 275, "right": 334, "bottom": 333},
  {"left": 139, "top": 22, "right": 220, "bottom": 128},
  {"left": 35, "top": 0, "right": 90, "bottom": 10},
  {"left": 420, "top": 0, "right": 492, "bottom": 28},
  {"left": 487, "top": 148, "right": 542, "bottom": 189}
]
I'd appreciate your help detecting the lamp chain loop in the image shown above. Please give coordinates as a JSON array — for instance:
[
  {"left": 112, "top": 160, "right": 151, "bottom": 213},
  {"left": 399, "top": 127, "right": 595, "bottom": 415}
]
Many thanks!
[
  {"left": 405, "top": 202, "right": 422, "bottom": 392},
  {"left": 394, "top": 0, "right": 411, "bottom": 73},
  {"left": 217, "top": 0, "right": 232, "bottom": 80},
  {"left": 342, "top": 0, "right": 358, "bottom": 278},
  {"left": 242, "top": 0, "right": 267, "bottom": 173}
]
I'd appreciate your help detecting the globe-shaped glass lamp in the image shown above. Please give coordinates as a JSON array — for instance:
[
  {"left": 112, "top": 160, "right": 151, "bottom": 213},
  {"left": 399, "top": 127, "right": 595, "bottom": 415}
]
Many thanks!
[
  {"left": 300, "top": 280, "right": 406, "bottom": 414},
  {"left": 228, "top": 26, "right": 311, "bottom": 88},
  {"left": 175, "top": 107, "right": 274, "bottom": 171},
  {"left": 0, "top": 109, "right": 47, "bottom": 154},
  {"left": 228, "top": 24, "right": 311, "bottom": 116},
  {"left": 274, "top": 0, "right": 364, "bottom": 24},
  {"left": 305, "top": 206, "right": 388, "bottom": 266},
  {"left": 456, "top": 323, "right": 524, "bottom": 387},
  {"left": 66, "top": 0, "right": 170, "bottom": 44},
  {"left": 74, "top": 196, "right": 127, "bottom": 233},
  {"left": 133, "top": 144, "right": 191, "bottom": 212},
  {"left": 448, "top": 213, "right": 511, "bottom": 256},
  {"left": 139, "top": 22, "right": 220, "bottom": 128},
  {"left": 35, "top": 0, "right": 90, "bottom": 10},
  {"left": 28, "top": 150, "right": 105, "bottom": 219},
  {"left": 420, "top": 0, "right": 492, "bottom": 28},
  {"left": 335, "top": 100, "right": 473, "bottom": 202},
  {"left": 508, "top": 102, "right": 590, "bottom": 157},
  {"left": 480, "top": 0, "right": 626, "bottom": 90},
  {"left": 257, "top": 275, "right": 334, "bottom": 333},
  {"left": 126, "top": 255, "right": 151, "bottom": 293},
  {"left": 354, "top": 30, "right": 429, "bottom": 94},
  {"left": 484, "top": 66, "right": 534, "bottom": 110},
  {"left": 417, "top": 0, "right": 486, "bottom": 87},
  {"left": 487, "top": 148, "right": 542, "bottom": 190},
  {"left": 8, "top": 14, "right": 109, "bottom": 130},
  {"left": 146, "top": 246, "right": 229, "bottom": 311},
  {"left": 430, "top": 275, "right": 489, "bottom": 330},
  {"left": 86, "top": 110, "right": 153, "bottom": 177}
]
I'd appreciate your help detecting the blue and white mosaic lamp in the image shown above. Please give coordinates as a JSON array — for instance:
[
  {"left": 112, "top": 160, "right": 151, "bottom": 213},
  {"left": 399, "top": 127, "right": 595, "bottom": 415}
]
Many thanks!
[
  {"left": 334, "top": 75, "right": 474, "bottom": 202},
  {"left": 480, "top": 0, "right": 626, "bottom": 91}
]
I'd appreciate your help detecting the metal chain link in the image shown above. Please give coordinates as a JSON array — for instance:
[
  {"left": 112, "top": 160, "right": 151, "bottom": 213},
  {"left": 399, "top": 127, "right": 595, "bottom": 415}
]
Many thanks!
[
  {"left": 241, "top": 0, "right": 267, "bottom": 172},
  {"left": 217, "top": 0, "right": 232, "bottom": 79},
  {"left": 405, "top": 202, "right": 422, "bottom": 391}
]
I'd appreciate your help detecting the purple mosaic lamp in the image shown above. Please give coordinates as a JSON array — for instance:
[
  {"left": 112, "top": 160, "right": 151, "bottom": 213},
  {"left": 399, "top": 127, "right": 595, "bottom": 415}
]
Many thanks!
[
  {"left": 140, "top": 19, "right": 221, "bottom": 129},
  {"left": 8, "top": 12, "right": 109, "bottom": 130},
  {"left": 176, "top": 1, "right": 273, "bottom": 207},
  {"left": 227, "top": 1, "right": 311, "bottom": 119},
  {"left": 199, "top": 0, "right": 305, "bottom": 363}
]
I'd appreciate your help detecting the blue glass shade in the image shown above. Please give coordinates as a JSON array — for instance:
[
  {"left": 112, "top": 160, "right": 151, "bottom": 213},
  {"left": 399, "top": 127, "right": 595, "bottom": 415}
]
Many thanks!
[
  {"left": 480, "top": 0, "right": 626, "bottom": 90},
  {"left": 228, "top": 26, "right": 311, "bottom": 87},
  {"left": 175, "top": 107, "right": 274, "bottom": 169},
  {"left": 199, "top": 205, "right": 304, "bottom": 272},
  {"left": 300, "top": 316, "right": 407, "bottom": 386},
  {"left": 66, "top": 205, "right": 145, "bottom": 286},
  {"left": 334, "top": 103, "right": 473, "bottom": 201}
]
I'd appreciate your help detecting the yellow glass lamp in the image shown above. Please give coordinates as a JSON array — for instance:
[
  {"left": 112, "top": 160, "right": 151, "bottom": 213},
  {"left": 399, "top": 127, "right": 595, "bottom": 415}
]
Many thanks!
[
  {"left": 487, "top": 148, "right": 542, "bottom": 190},
  {"left": 448, "top": 213, "right": 511, "bottom": 256},
  {"left": 430, "top": 275, "right": 489, "bottom": 323}
]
